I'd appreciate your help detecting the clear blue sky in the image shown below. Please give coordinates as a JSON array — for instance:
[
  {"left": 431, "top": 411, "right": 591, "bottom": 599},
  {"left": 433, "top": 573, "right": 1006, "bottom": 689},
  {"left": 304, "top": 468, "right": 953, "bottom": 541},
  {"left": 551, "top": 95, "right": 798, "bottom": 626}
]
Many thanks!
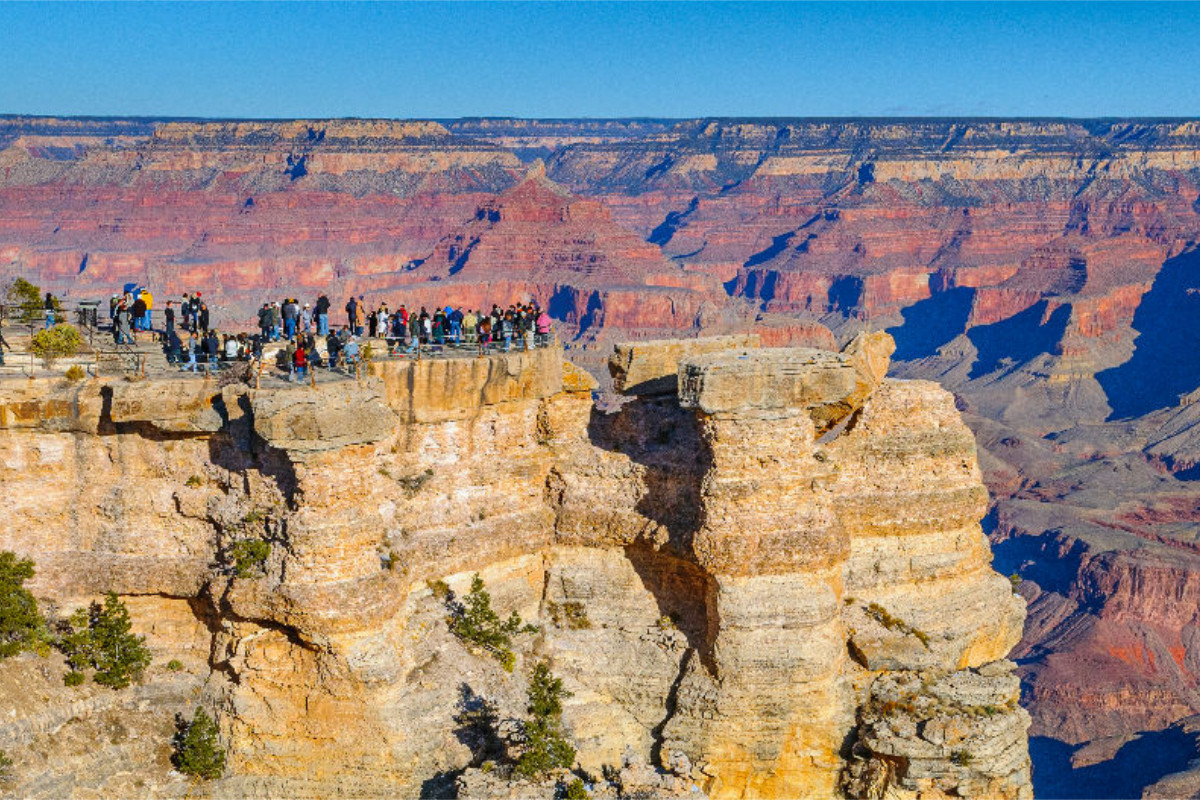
[{"left": 0, "top": 2, "right": 1197, "bottom": 119}]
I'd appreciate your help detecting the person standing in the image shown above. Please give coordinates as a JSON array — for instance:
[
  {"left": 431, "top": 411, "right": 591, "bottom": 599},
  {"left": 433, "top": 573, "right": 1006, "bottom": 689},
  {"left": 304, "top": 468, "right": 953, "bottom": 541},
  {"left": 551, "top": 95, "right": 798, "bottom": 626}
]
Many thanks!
[
  {"left": 198, "top": 303, "right": 210, "bottom": 334},
  {"left": 130, "top": 294, "right": 147, "bottom": 332},
  {"left": 164, "top": 300, "right": 176, "bottom": 335},
  {"left": 141, "top": 288, "right": 154, "bottom": 332},
  {"left": 282, "top": 298, "right": 297, "bottom": 340},
  {"left": 315, "top": 294, "right": 330, "bottom": 336},
  {"left": 43, "top": 292, "right": 56, "bottom": 330},
  {"left": 117, "top": 304, "right": 134, "bottom": 344},
  {"left": 301, "top": 303, "right": 312, "bottom": 334},
  {"left": 190, "top": 293, "right": 203, "bottom": 333}
]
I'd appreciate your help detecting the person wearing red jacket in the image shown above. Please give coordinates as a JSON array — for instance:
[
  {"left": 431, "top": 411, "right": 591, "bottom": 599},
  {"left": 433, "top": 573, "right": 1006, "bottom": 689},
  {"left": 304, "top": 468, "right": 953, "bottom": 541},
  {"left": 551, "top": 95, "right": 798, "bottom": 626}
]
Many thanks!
[{"left": 293, "top": 342, "right": 308, "bottom": 381}]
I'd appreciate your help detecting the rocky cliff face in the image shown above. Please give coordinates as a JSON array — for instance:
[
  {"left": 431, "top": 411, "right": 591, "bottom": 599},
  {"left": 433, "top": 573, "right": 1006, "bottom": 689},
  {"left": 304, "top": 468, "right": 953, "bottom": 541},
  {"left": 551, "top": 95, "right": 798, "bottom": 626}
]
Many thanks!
[
  {"left": 0, "top": 335, "right": 1028, "bottom": 798},
  {"left": 9, "top": 114, "right": 1200, "bottom": 793}
]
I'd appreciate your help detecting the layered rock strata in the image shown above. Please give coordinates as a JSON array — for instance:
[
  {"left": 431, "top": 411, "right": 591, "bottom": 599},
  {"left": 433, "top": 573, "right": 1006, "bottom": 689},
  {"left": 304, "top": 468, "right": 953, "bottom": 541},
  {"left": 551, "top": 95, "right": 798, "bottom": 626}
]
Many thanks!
[{"left": 0, "top": 336, "right": 1027, "bottom": 798}]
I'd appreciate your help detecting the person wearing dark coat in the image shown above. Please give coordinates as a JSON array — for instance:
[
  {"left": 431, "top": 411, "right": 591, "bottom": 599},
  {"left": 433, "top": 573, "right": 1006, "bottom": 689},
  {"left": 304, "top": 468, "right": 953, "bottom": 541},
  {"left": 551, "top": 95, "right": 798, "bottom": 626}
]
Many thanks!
[
  {"left": 315, "top": 294, "right": 331, "bottom": 336},
  {"left": 131, "top": 296, "right": 147, "bottom": 331},
  {"left": 198, "top": 304, "right": 211, "bottom": 334},
  {"left": 203, "top": 330, "right": 220, "bottom": 362}
]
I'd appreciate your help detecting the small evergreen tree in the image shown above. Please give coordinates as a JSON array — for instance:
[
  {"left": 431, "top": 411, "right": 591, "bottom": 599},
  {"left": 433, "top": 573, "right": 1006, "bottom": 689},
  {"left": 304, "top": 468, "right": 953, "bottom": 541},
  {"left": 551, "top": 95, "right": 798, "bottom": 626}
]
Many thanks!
[
  {"left": 447, "top": 574, "right": 536, "bottom": 672},
  {"left": 57, "top": 592, "right": 151, "bottom": 689},
  {"left": 0, "top": 551, "right": 48, "bottom": 658},
  {"left": 172, "top": 707, "right": 226, "bottom": 779},
  {"left": 515, "top": 662, "right": 576, "bottom": 779},
  {"left": 4, "top": 277, "right": 55, "bottom": 324}
]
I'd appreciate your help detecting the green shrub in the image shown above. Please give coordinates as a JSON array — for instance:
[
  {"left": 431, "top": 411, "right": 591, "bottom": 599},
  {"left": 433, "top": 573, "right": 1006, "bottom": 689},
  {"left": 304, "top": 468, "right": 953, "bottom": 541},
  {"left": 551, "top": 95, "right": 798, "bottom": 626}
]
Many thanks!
[
  {"left": 397, "top": 468, "right": 434, "bottom": 497},
  {"left": 64, "top": 364, "right": 86, "bottom": 382},
  {"left": 57, "top": 592, "right": 152, "bottom": 689},
  {"left": 1009, "top": 573, "right": 1022, "bottom": 593},
  {"left": 950, "top": 749, "right": 974, "bottom": 767},
  {"left": 0, "top": 551, "right": 49, "bottom": 658},
  {"left": 166, "top": 659, "right": 183, "bottom": 672},
  {"left": 228, "top": 539, "right": 270, "bottom": 578},
  {"left": 0, "top": 748, "right": 11, "bottom": 785},
  {"left": 185, "top": 475, "right": 204, "bottom": 488},
  {"left": 30, "top": 324, "right": 82, "bottom": 368},
  {"left": 864, "top": 602, "right": 931, "bottom": 650},
  {"left": 446, "top": 575, "right": 537, "bottom": 672},
  {"left": 429, "top": 579, "right": 451, "bottom": 600},
  {"left": 63, "top": 670, "right": 85, "bottom": 687},
  {"left": 172, "top": 707, "right": 226, "bottom": 780},
  {"left": 515, "top": 662, "right": 576, "bottom": 779},
  {"left": 564, "top": 777, "right": 588, "bottom": 799},
  {"left": 547, "top": 601, "right": 591, "bottom": 630}
]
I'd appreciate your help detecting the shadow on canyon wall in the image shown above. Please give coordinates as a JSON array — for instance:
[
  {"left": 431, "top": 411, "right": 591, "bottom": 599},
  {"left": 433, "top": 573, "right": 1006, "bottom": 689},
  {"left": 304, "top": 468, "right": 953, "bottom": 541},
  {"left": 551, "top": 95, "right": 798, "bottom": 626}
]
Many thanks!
[
  {"left": 966, "top": 301, "right": 1072, "bottom": 380},
  {"left": 1029, "top": 728, "right": 1195, "bottom": 800},
  {"left": 887, "top": 287, "right": 975, "bottom": 361},
  {"left": 1098, "top": 249, "right": 1200, "bottom": 420}
]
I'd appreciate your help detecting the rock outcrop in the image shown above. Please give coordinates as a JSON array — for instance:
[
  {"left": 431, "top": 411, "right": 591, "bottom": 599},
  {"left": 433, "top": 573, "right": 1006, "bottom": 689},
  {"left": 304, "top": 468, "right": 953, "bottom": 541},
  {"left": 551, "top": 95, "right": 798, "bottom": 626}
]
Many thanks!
[{"left": 0, "top": 335, "right": 1028, "bottom": 798}]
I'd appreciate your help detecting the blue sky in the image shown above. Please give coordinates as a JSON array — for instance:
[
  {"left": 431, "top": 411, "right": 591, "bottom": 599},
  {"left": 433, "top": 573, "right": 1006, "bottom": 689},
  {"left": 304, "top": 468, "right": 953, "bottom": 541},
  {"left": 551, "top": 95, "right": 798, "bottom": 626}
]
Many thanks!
[{"left": 0, "top": 2, "right": 1197, "bottom": 119}]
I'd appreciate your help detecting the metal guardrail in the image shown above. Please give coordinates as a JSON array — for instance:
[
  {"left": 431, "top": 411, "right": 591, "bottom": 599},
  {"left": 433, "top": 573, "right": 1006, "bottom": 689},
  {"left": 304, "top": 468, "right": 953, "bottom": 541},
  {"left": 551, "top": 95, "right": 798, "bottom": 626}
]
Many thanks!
[{"left": 0, "top": 300, "right": 559, "bottom": 383}]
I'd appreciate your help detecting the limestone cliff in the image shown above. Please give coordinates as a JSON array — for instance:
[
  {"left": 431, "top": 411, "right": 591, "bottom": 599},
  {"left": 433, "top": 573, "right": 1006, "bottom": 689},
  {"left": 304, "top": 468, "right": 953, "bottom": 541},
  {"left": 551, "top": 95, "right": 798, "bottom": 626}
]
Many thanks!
[{"left": 0, "top": 336, "right": 1028, "bottom": 798}]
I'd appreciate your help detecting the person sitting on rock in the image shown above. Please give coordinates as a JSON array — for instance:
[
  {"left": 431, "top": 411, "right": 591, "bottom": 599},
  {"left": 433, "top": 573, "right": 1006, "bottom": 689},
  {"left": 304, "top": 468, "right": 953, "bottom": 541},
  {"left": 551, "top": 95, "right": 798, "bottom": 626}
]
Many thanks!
[
  {"left": 343, "top": 336, "right": 360, "bottom": 368},
  {"left": 326, "top": 329, "right": 342, "bottom": 370},
  {"left": 293, "top": 341, "right": 308, "bottom": 381},
  {"left": 164, "top": 329, "right": 183, "bottom": 365},
  {"left": 180, "top": 331, "right": 198, "bottom": 372}
]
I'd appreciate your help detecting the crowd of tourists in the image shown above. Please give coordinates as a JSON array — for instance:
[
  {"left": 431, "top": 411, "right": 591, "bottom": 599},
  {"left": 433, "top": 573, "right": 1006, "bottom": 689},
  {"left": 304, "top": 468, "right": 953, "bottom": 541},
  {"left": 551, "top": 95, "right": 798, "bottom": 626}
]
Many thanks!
[
  {"left": 22, "top": 286, "right": 554, "bottom": 379},
  {"left": 255, "top": 295, "right": 553, "bottom": 350},
  {"left": 108, "top": 289, "right": 211, "bottom": 345},
  {"left": 123, "top": 290, "right": 554, "bottom": 377}
]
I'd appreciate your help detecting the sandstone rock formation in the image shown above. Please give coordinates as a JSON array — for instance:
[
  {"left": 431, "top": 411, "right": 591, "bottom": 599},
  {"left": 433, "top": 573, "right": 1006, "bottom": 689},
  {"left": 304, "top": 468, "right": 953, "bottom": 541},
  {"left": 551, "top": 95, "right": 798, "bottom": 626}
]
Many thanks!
[
  {"left": 13, "top": 113, "right": 1200, "bottom": 792},
  {"left": 0, "top": 335, "right": 1028, "bottom": 798}
]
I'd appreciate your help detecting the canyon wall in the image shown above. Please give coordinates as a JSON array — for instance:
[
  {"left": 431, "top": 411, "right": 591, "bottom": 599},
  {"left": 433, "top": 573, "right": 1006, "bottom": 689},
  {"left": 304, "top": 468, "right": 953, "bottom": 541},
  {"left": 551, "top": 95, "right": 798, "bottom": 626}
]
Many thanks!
[
  {"left": 7, "top": 114, "right": 1200, "bottom": 793},
  {"left": 0, "top": 336, "right": 1028, "bottom": 798}
]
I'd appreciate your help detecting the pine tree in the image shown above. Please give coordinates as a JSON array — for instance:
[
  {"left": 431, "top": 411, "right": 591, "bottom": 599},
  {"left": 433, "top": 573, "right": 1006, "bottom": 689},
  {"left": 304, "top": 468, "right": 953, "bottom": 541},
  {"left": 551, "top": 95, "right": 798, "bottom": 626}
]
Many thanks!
[
  {"left": 58, "top": 592, "right": 151, "bottom": 689},
  {"left": 515, "top": 662, "right": 576, "bottom": 779},
  {"left": 446, "top": 574, "right": 535, "bottom": 671},
  {"left": 0, "top": 551, "right": 48, "bottom": 658},
  {"left": 172, "top": 707, "right": 227, "bottom": 780}
]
